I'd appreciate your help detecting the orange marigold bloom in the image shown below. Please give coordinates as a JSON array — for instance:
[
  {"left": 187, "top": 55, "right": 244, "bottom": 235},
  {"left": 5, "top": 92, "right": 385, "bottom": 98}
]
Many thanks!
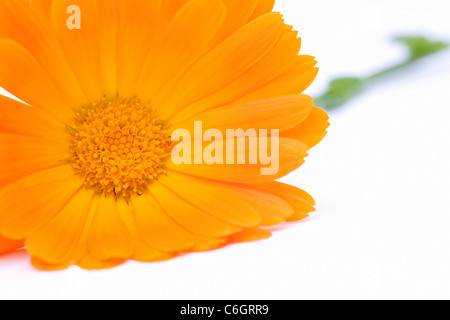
[{"left": 0, "top": 0, "right": 329, "bottom": 270}]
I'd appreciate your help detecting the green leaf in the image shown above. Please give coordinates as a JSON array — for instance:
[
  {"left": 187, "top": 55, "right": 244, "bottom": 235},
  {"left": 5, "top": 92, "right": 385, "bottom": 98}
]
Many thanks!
[
  {"left": 395, "top": 36, "right": 449, "bottom": 61},
  {"left": 314, "top": 77, "right": 364, "bottom": 111}
]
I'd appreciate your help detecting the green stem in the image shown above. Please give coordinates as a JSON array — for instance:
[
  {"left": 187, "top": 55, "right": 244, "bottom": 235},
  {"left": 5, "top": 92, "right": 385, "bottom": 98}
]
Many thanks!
[
  {"left": 315, "top": 36, "right": 449, "bottom": 111},
  {"left": 365, "top": 61, "right": 413, "bottom": 82}
]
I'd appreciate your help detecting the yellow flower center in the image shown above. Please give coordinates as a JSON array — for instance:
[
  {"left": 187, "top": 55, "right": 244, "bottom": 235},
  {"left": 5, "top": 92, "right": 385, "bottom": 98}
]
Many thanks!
[{"left": 69, "top": 97, "right": 171, "bottom": 198}]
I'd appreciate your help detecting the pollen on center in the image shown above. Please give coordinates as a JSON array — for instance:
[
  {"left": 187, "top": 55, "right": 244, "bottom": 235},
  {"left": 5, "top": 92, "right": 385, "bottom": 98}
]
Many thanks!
[{"left": 69, "top": 97, "right": 172, "bottom": 198}]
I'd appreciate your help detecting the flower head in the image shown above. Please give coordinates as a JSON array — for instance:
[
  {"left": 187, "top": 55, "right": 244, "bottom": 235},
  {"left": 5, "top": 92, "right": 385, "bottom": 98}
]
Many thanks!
[{"left": 0, "top": 0, "right": 328, "bottom": 270}]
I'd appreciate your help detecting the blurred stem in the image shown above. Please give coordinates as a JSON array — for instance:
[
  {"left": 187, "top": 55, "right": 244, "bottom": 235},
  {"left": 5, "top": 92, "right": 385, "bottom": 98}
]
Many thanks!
[
  {"left": 366, "top": 61, "right": 412, "bottom": 82},
  {"left": 315, "top": 36, "right": 450, "bottom": 111}
]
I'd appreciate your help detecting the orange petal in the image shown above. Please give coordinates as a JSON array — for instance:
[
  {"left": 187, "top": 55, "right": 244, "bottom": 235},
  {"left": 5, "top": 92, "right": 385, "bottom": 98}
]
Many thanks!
[
  {"left": 283, "top": 106, "right": 330, "bottom": 148},
  {"left": 174, "top": 95, "right": 313, "bottom": 132},
  {"left": 236, "top": 55, "right": 318, "bottom": 103},
  {"left": 88, "top": 195, "right": 134, "bottom": 261},
  {"left": 31, "top": 0, "right": 53, "bottom": 19},
  {"left": 32, "top": 256, "right": 124, "bottom": 272},
  {"left": 0, "top": 0, "right": 87, "bottom": 106},
  {"left": 115, "top": 0, "right": 161, "bottom": 97},
  {"left": 51, "top": 0, "right": 102, "bottom": 101},
  {"left": 116, "top": 199, "right": 175, "bottom": 263},
  {"left": 168, "top": 137, "right": 308, "bottom": 183},
  {"left": 154, "top": 12, "right": 285, "bottom": 119},
  {"left": 31, "top": 256, "right": 71, "bottom": 271},
  {"left": 0, "top": 39, "right": 75, "bottom": 123},
  {"left": 159, "top": 0, "right": 192, "bottom": 29},
  {"left": 131, "top": 193, "right": 194, "bottom": 252},
  {"left": 248, "top": 0, "right": 275, "bottom": 21},
  {"left": 0, "top": 165, "right": 83, "bottom": 239},
  {"left": 0, "top": 236, "right": 24, "bottom": 256},
  {"left": 160, "top": 171, "right": 261, "bottom": 228},
  {"left": 231, "top": 185, "right": 295, "bottom": 226},
  {"left": 137, "top": 0, "right": 226, "bottom": 102},
  {"left": 254, "top": 182, "right": 316, "bottom": 222},
  {"left": 228, "top": 227, "right": 272, "bottom": 243},
  {"left": 0, "top": 134, "right": 69, "bottom": 187},
  {"left": 150, "top": 183, "right": 242, "bottom": 237},
  {"left": 77, "top": 256, "right": 126, "bottom": 271},
  {"left": 212, "top": 0, "right": 258, "bottom": 43},
  {"left": 191, "top": 235, "right": 227, "bottom": 252},
  {"left": 0, "top": 95, "right": 66, "bottom": 143},
  {"left": 26, "top": 188, "right": 94, "bottom": 265},
  {"left": 46, "top": 194, "right": 99, "bottom": 269},
  {"left": 171, "top": 25, "right": 302, "bottom": 121},
  {"left": 132, "top": 249, "right": 175, "bottom": 264},
  {"left": 96, "top": 0, "right": 119, "bottom": 95}
]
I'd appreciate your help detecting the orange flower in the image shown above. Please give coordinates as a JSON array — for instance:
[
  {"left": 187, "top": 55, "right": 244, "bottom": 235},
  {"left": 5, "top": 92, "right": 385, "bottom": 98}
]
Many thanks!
[{"left": 0, "top": 0, "right": 329, "bottom": 270}]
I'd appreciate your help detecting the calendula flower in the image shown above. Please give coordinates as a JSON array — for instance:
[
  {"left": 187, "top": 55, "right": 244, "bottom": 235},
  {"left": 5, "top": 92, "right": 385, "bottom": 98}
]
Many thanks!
[{"left": 0, "top": 0, "right": 328, "bottom": 270}]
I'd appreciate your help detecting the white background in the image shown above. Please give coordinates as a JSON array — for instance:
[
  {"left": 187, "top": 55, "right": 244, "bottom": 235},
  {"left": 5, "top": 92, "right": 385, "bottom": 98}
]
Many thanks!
[{"left": 1, "top": 0, "right": 450, "bottom": 300}]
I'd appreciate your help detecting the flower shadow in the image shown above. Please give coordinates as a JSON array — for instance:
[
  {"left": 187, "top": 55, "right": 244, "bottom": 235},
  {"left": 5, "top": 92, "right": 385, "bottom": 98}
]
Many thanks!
[{"left": 0, "top": 249, "right": 33, "bottom": 271}]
